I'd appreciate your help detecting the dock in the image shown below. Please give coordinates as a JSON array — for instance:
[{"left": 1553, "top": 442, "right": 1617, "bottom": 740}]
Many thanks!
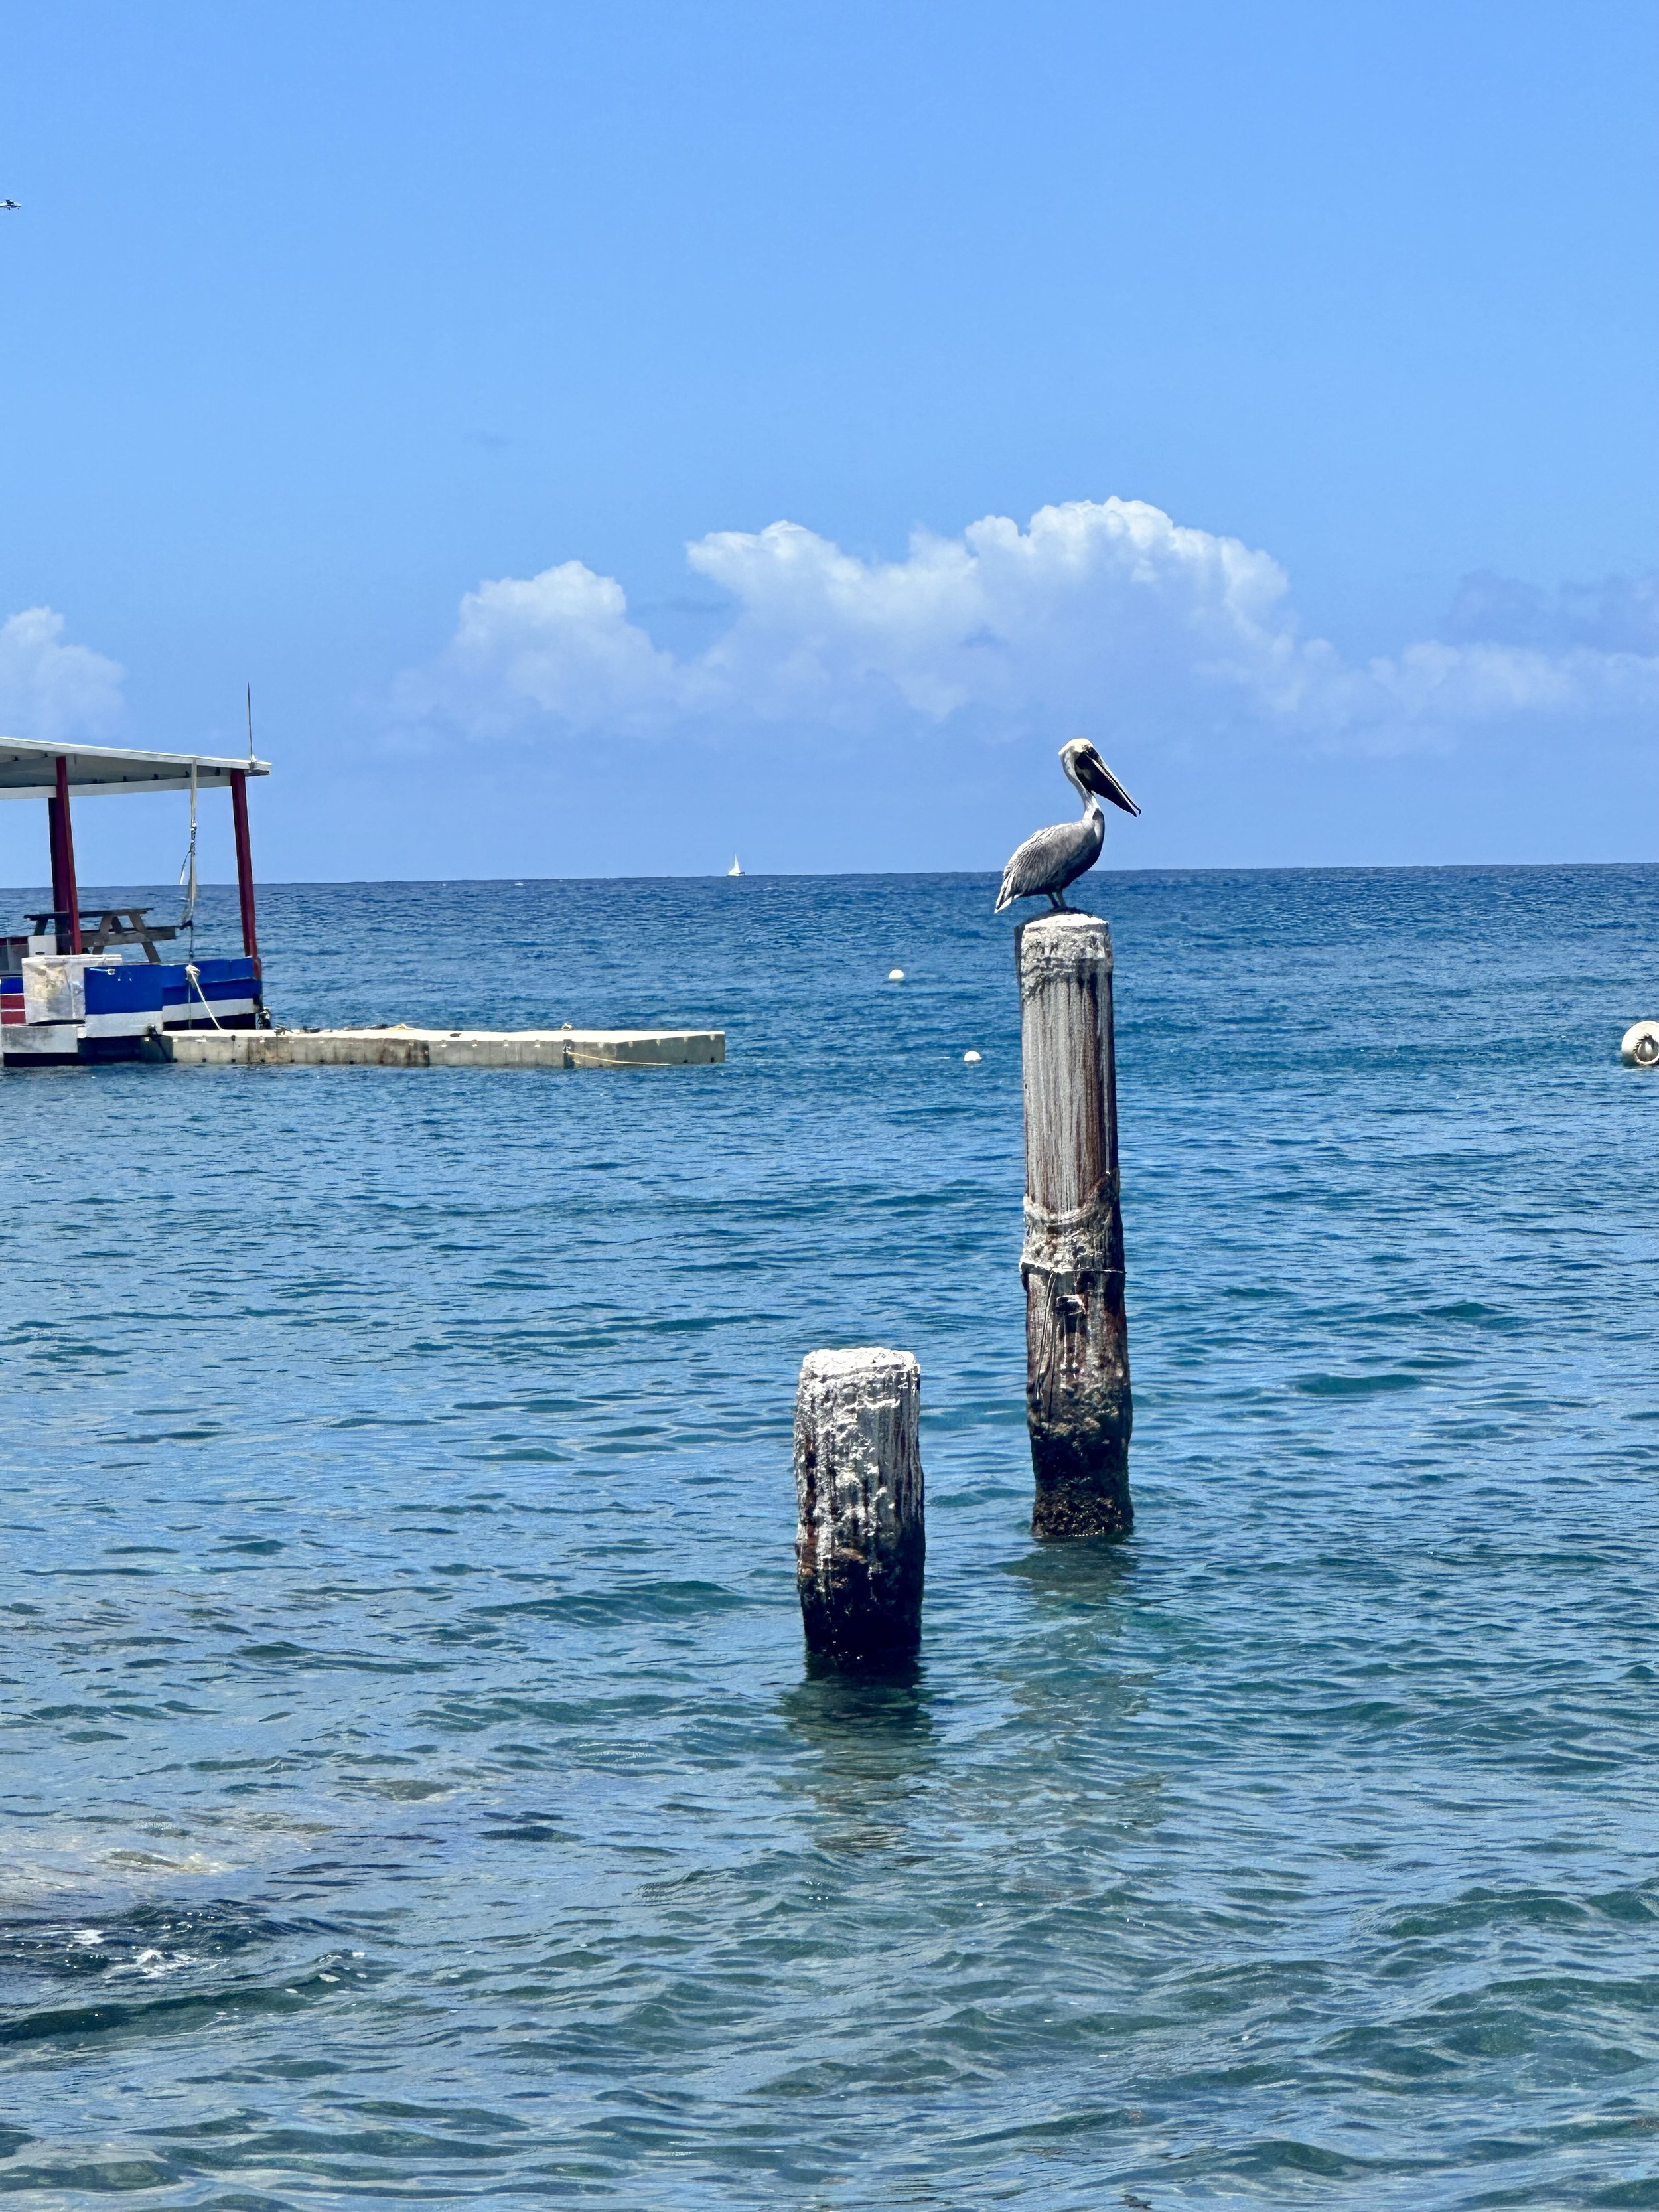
[{"left": 162, "top": 1025, "right": 725, "bottom": 1070}]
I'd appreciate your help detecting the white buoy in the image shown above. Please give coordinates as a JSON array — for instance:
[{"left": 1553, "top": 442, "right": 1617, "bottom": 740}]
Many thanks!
[
  {"left": 888, "top": 968, "right": 905, "bottom": 982},
  {"left": 963, "top": 1050, "right": 982, "bottom": 1064},
  {"left": 1621, "top": 1020, "right": 1659, "bottom": 1067}
]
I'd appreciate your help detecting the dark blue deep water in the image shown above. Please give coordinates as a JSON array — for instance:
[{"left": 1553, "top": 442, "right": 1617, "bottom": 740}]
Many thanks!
[{"left": 6, "top": 865, "right": 1659, "bottom": 2209}]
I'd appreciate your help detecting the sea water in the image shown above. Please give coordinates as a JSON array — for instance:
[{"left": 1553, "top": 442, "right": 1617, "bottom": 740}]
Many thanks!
[{"left": 4, "top": 865, "right": 1659, "bottom": 2209}]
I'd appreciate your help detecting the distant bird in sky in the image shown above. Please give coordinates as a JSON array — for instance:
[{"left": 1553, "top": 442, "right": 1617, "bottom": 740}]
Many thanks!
[{"left": 995, "top": 739, "right": 1139, "bottom": 914}]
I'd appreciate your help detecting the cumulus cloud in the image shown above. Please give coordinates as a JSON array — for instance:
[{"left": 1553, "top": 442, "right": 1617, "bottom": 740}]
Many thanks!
[
  {"left": 394, "top": 499, "right": 1659, "bottom": 756},
  {"left": 401, "top": 561, "right": 679, "bottom": 739},
  {"left": 0, "top": 607, "right": 125, "bottom": 745}
]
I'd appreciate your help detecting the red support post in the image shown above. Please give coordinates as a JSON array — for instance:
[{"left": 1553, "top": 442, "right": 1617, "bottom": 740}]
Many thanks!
[
  {"left": 230, "top": 769, "right": 259, "bottom": 968},
  {"left": 53, "top": 757, "right": 82, "bottom": 954},
  {"left": 47, "top": 796, "right": 66, "bottom": 924}
]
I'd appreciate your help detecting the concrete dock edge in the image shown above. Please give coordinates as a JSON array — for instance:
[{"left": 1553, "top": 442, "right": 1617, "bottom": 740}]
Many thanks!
[{"left": 162, "top": 1027, "right": 725, "bottom": 1069}]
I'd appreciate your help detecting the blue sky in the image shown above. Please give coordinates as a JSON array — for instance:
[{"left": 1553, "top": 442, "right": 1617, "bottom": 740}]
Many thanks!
[{"left": 0, "top": 0, "right": 1654, "bottom": 884}]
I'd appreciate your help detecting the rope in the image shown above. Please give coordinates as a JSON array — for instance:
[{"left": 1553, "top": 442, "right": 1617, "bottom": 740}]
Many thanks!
[
  {"left": 177, "top": 763, "right": 198, "bottom": 943},
  {"left": 183, "top": 962, "right": 225, "bottom": 1031}
]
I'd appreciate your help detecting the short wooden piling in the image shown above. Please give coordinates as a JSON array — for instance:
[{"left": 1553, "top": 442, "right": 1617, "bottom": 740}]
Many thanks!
[
  {"left": 794, "top": 1349, "right": 924, "bottom": 1666},
  {"left": 1017, "top": 913, "right": 1133, "bottom": 1538}
]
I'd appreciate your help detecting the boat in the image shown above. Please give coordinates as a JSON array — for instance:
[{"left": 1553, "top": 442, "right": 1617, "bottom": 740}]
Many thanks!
[
  {"left": 0, "top": 735, "right": 269, "bottom": 1068},
  {"left": 728, "top": 855, "right": 742, "bottom": 877}
]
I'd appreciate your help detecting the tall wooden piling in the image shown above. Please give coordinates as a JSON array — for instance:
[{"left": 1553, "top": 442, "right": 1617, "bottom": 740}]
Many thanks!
[
  {"left": 1017, "top": 913, "right": 1133, "bottom": 1538},
  {"left": 794, "top": 1348, "right": 924, "bottom": 1666}
]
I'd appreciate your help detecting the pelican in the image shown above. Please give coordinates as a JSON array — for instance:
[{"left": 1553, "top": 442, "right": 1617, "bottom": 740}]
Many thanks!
[{"left": 994, "top": 740, "right": 1139, "bottom": 914}]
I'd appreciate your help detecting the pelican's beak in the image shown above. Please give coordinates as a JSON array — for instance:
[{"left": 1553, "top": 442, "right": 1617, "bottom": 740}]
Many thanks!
[{"left": 1079, "top": 749, "right": 1140, "bottom": 815}]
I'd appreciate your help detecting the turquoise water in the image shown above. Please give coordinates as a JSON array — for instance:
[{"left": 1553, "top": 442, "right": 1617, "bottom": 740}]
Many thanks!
[{"left": 5, "top": 865, "right": 1659, "bottom": 2208}]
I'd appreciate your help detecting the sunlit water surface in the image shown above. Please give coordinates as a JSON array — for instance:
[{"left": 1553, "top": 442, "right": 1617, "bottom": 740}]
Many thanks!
[{"left": 5, "top": 866, "right": 1659, "bottom": 2209}]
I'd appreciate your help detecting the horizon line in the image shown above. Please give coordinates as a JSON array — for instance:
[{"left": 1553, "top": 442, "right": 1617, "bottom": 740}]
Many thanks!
[{"left": 8, "top": 856, "right": 1659, "bottom": 892}]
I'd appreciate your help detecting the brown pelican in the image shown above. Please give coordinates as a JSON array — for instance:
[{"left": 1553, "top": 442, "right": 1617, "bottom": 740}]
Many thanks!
[{"left": 995, "top": 740, "right": 1139, "bottom": 914}]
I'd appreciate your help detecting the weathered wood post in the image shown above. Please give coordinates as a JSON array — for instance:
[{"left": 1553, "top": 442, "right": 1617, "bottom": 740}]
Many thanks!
[
  {"left": 1017, "top": 913, "right": 1133, "bottom": 1537},
  {"left": 794, "top": 1348, "right": 924, "bottom": 1666}
]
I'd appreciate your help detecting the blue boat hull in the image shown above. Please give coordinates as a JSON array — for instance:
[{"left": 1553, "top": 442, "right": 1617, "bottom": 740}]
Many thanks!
[{"left": 1, "top": 958, "right": 263, "bottom": 1067}]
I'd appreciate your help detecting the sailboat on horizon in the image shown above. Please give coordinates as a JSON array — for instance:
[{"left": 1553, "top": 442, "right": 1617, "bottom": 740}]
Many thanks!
[{"left": 727, "top": 855, "right": 743, "bottom": 877}]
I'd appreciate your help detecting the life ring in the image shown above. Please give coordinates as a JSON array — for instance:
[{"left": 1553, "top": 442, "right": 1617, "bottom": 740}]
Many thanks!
[{"left": 1620, "top": 1021, "right": 1659, "bottom": 1067}]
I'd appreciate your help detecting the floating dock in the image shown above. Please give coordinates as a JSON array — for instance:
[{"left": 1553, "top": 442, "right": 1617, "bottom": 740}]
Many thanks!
[{"left": 163, "top": 1025, "right": 725, "bottom": 1070}]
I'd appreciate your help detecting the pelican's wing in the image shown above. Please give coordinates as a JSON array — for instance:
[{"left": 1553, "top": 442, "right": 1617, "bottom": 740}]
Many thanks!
[{"left": 994, "top": 819, "right": 1098, "bottom": 912}]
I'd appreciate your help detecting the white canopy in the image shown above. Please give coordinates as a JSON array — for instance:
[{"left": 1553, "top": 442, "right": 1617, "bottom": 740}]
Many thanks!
[{"left": 0, "top": 735, "right": 271, "bottom": 799}]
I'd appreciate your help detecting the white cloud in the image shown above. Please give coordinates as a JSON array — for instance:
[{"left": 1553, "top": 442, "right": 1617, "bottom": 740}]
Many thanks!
[
  {"left": 0, "top": 607, "right": 125, "bottom": 746},
  {"left": 397, "top": 561, "right": 679, "bottom": 738},
  {"left": 682, "top": 504, "right": 1325, "bottom": 731},
  {"left": 396, "top": 498, "right": 1659, "bottom": 755}
]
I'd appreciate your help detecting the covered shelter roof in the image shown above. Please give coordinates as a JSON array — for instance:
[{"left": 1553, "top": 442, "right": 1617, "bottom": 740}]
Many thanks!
[{"left": 0, "top": 735, "right": 271, "bottom": 800}]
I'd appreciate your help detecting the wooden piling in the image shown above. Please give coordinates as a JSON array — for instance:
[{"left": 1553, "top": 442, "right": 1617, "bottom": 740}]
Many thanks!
[
  {"left": 1017, "top": 913, "right": 1133, "bottom": 1538},
  {"left": 794, "top": 1348, "right": 924, "bottom": 1666}
]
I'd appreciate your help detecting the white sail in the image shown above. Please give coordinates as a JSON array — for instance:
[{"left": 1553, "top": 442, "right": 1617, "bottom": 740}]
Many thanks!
[{"left": 728, "top": 855, "right": 743, "bottom": 876}]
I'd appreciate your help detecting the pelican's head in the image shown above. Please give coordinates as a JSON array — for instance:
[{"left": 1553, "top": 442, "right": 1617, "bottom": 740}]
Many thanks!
[{"left": 1060, "top": 739, "right": 1139, "bottom": 816}]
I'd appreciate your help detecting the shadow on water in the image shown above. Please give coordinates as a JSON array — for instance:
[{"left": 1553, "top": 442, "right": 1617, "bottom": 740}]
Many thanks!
[
  {"left": 778, "top": 1659, "right": 933, "bottom": 1749},
  {"left": 776, "top": 1664, "right": 939, "bottom": 1844},
  {"left": 1001, "top": 1533, "right": 1139, "bottom": 1612},
  {"left": 997, "top": 1540, "right": 1148, "bottom": 1734}
]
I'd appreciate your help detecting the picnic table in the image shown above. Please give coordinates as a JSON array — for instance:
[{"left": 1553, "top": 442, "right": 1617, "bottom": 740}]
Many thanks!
[{"left": 27, "top": 907, "right": 180, "bottom": 962}]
